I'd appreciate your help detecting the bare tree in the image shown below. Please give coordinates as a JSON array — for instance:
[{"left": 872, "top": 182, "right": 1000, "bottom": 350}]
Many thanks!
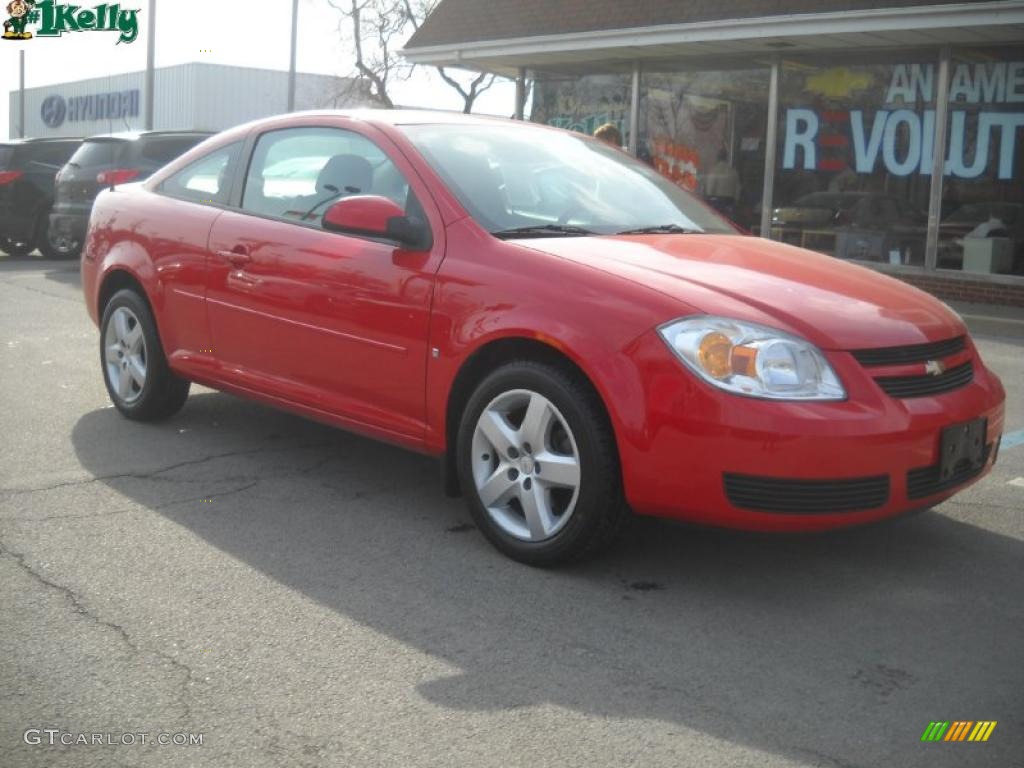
[{"left": 327, "top": 0, "right": 503, "bottom": 113}]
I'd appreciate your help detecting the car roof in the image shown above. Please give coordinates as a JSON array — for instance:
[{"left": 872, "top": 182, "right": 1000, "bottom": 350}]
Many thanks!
[
  {"left": 275, "top": 108, "right": 516, "bottom": 128},
  {"left": 1, "top": 137, "right": 82, "bottom": 146},
  {"left": 82, "top": 130, "right": 214, "bottom": 142}
]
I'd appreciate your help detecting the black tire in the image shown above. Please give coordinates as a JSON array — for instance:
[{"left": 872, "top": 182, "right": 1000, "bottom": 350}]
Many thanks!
[
  {"left": 456, "top": 360, "right": 628, "bottom": 566},
  {"left": 100, "top": 289, "right": 190, "bottom": 421},
  {"left": 34, "top": 212, "right": 60, "bottom": 259},
  {"left": 0, "top": 235, "right": 34, "bottom": 257}
]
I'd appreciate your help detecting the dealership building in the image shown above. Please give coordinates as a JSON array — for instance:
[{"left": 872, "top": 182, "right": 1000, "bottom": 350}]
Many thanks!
[
  {"left": 405, "top": 0, "right": 1024, "bottom": 306},
  {"left": 8, "top": 62, "right": 367, "bottom": 140}
]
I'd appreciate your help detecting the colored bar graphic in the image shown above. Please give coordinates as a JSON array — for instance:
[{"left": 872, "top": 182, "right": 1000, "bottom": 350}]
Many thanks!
[
  {"left": 944, "top": 721, "right": 971, "bottom": 741},
  {"left": 922, "top": 720, "right": 996, "bottom": 742},
  {"left": 970, "top": 722, "right": 998, "bottom": 742}
]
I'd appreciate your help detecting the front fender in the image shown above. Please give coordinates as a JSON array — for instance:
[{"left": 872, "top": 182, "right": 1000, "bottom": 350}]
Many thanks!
[{"left": 423, "top": 220, "right": 682, "bottom": 459}]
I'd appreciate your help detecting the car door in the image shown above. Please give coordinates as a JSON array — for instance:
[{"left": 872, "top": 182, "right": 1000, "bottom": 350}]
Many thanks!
[
  {"left": 146, "top": 141, "right": 244, "bottom": 361},
  {"left": 205, "top": 123, "right": 444, "bottom": 441}
]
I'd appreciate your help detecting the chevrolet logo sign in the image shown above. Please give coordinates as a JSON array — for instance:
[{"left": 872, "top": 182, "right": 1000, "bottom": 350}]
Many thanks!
[{"left": 925, "top": 359, "right": 947, "bottom": 376}]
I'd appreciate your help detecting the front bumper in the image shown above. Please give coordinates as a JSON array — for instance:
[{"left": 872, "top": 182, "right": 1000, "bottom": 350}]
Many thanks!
[{"left": 619, "top": 331, "right": 1006, "bottom": 531}]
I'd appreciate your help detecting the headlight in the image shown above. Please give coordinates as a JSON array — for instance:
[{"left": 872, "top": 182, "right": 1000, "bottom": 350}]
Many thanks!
[{"left": 657, "top": 316, "right": 845, "bottom": 401}]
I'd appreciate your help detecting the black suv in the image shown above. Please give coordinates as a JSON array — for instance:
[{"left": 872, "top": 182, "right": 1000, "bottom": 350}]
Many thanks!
[
  {"left": 0, "top": 138, "right": 82, "bottom": 258},
  {"left": 50, "top": 131, "right": 211, "bottom": 258}
]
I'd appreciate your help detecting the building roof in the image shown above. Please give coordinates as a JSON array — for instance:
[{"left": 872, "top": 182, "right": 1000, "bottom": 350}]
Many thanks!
[
  {"left": 403, "top": 0, "right": 1024, "bottom": 75},
  {"left": 406, "top": 0, "right": 1000, "bottom": 49}
]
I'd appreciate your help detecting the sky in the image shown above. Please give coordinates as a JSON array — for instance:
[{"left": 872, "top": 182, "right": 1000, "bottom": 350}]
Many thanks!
[{"left": 0, "top": 0, "right": 518, "bottom": 140}]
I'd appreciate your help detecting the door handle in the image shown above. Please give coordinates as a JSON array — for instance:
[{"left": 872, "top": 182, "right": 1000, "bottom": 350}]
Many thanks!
[{"left": 217, "top": 246, "right": 251, "bottom": 267}]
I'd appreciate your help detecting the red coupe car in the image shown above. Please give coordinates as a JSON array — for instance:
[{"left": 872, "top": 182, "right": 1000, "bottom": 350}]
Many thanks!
[{"left": 81, "top": 110, "right": 1005, "bottom": 565}]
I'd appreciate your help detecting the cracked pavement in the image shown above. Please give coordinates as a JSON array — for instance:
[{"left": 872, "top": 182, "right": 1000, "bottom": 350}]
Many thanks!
[{"left": 1, "top": 256, "right": 1022, "bottom": 768}]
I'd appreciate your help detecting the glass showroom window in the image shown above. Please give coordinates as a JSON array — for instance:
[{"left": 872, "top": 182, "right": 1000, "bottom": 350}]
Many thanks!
[
  {"left": 531, "top": 73, "right": 633, "bottom": 147},
  {"left": 771, "top": 54, "right": 938, "bottom": 266},
  {"left": 638, "top": 64, "right": 770, "bottom": 234},
  {"left": 938, "top": 47, "right": 1024, "bottom": 278}
]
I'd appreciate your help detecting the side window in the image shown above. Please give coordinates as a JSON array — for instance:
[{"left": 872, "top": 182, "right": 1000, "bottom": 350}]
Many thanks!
[
  {"left": 240, "top": 126, "right": 416, "bottom": 231},
  {"left": 159, "top": 142, "right": 241, "bottom": 206}
]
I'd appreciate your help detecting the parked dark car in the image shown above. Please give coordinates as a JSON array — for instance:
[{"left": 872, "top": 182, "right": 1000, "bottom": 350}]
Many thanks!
[
  {"left": 49, "top": 131, "right": 211, "bottom": 258},
  {"left": 0, "top": 137, "right": 82, "bottom": 258},
  {"left": 771, "top": 192, "right": 928, "bottom": 263}
]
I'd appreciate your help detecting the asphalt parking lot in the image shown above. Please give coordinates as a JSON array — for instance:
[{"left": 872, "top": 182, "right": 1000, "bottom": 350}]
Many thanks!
[{"left": 1, "top": 255, "right": 1022, "bottom": 768}]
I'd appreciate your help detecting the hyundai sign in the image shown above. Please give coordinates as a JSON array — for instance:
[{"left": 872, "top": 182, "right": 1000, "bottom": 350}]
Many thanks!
[{"left": 39, "top": 89, "right": 140, "bottom": 129}]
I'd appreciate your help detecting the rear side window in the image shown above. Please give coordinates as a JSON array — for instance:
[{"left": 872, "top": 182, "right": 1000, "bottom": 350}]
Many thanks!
[
  {"left": 68, "top": 140, "right": 125, "bottom": 168},
  {"left": 141, "top": 137, "right": 205, "bottom": 164},
  {"left": 27, "top": 143, "right": 79, "bottom": 170},
  {"left": 159, "top": 142, "right": 241, "bottom": 206}
]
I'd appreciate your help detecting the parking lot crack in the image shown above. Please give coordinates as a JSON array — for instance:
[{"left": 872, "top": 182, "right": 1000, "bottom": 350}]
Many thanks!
[
  {"left": 0, "top": 541, "right": 197, "bottom": 725},
  {"left": 0, "top": 441, "right": 333, "bottom": 496}
]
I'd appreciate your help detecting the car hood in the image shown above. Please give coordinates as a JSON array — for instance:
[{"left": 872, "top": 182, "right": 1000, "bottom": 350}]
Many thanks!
[{"left": 515, "top": 234, "right": 965, "bottom": 350}]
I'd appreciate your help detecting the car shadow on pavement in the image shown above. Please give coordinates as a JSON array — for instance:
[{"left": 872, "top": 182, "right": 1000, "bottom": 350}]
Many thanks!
[{"left": 70, "top": 391, "right": 1024, "bottom": 767}]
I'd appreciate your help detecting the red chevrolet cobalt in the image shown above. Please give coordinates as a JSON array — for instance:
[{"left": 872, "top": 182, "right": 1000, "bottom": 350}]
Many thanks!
[{"left": 81, "top": 111, "right": 1005, "bottom": 565}]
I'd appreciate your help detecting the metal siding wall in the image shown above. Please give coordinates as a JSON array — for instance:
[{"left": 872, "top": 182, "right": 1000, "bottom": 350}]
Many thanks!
[
  {"left": 193, "top": 64, "right": 287, "bottom": 132},
  {"left": 9, "top": 64, "right": 364, "bottom": 139},
  {"left": 153, "top": 63, "right": 197, "bottom": 131},
  {"left": 294, "top": 72, "right": 371, "bottom": 110}
]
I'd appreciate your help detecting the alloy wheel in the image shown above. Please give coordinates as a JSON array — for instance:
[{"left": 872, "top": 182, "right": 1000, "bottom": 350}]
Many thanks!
[
  {"left": 103, "top": 306, "right": 147, "bottom": 403},
  {"left": 470, "top": 389, "right": 582, "bottom": 542}
]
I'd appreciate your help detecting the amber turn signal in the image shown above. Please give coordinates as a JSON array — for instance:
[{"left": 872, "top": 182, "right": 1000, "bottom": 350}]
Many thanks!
[{"left": 698, "top": 332, "right": 733, "bottom": 379}]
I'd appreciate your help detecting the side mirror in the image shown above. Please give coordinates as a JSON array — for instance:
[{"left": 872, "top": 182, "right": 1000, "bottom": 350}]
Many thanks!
[{"left": 322, "top": 195, "right": 428, "bottom": 249}]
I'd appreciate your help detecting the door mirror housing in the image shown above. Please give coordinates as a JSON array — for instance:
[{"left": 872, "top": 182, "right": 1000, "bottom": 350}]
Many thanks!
[{"left": 322, "top": 195, "right": 429, "bottom": 249}]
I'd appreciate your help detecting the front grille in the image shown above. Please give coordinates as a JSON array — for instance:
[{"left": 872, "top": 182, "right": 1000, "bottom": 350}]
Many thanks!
[
  {"left": 874, "top": 361, "right": 973, "bottom": 398},
  {"left": 724, "top": 473, "right": 890, "bottom": 514},
  {"left": 851, "top": 336, "right": 966, "bottom": 366},
  {"left": 907, "top": 444, "right": 991, "bottom": 500}
]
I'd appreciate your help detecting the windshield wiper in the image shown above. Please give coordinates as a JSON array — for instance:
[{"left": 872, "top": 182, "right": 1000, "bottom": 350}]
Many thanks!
[
  {"left": 615, "top": 224, "right": 699, "bottom": 235},
  {"left": 491, "top": 224, "right": 595, "bottom": 239}
]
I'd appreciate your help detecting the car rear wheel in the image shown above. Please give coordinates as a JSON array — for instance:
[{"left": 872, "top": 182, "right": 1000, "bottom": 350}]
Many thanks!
[
  {"left": 44, "top": 220, "right": 81, "bottom": 260},
  {"left": 0, "top": 236, "right": 34, "bottom": 257},
  {"left": 34, "top": 212, "right": 66, "bottom": 260},
  {"left": 456, "top": 361, "right": 627, "bottom": 565},
  {"left": 100, "top": 289, "right": 190, "bottom": 421}
]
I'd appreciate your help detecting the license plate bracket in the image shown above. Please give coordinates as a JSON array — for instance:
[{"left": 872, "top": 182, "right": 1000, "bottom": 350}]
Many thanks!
[{"left": 939, "top": 418, "right": 987, "bottom": 481}]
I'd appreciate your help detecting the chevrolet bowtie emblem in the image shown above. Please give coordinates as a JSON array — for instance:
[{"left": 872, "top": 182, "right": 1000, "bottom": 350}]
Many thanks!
[{"left": 924, "top": 359, "right": 946, "bottom": 376}]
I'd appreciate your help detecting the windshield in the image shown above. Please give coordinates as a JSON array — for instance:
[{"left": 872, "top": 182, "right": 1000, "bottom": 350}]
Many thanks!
[
  {"left": 67, "top": 139, "right": 126, "bottom": 168},
  {"left": 400, "top": 123, "right": 736, "bottom": 236}
]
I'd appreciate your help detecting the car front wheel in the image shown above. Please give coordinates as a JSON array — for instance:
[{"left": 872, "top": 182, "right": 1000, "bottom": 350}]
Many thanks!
[
  {"left": 100, "top": 289, "right": 190, "bottom": 421},
  {"left": 457, "top": 361, "right": 628, "bottom": 565}
]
